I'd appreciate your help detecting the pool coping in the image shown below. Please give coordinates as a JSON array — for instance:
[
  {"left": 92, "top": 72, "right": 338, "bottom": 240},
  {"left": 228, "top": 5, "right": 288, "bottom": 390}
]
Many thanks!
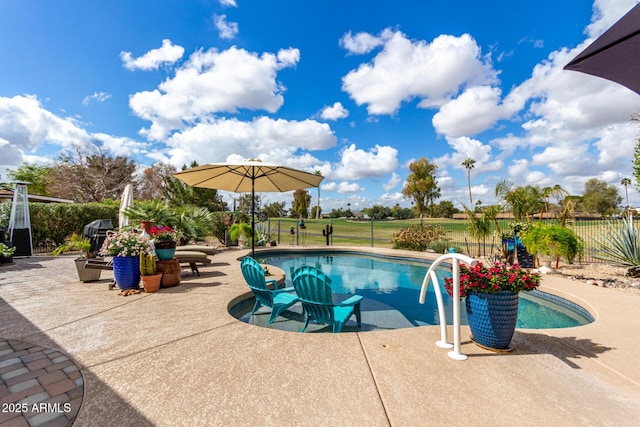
[{"left": 1, "top": 245, "right": 640, "bottom": 425}]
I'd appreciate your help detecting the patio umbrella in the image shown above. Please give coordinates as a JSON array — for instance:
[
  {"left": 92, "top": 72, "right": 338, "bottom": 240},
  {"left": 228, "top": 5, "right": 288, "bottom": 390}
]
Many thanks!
[
  {"left": 173, "top": 159, "right": 324, "bottom": 257},
  {"left": 119, "top": 183, "right": 134, "bottom": 229},
  {"left": 564, "top": 3, "right": 640, "bottom": 94}
]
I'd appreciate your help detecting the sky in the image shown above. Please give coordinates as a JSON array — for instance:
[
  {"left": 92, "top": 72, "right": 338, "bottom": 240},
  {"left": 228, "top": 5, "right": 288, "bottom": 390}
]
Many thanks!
[{"left": 1, "top": 0, "right": 640, "bottom": 212}]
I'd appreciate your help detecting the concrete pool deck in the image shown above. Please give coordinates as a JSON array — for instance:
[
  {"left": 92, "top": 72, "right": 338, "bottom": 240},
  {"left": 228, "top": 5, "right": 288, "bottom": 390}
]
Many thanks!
[{"left": 1, "top": 246, "right": 640, "bottom": 426}]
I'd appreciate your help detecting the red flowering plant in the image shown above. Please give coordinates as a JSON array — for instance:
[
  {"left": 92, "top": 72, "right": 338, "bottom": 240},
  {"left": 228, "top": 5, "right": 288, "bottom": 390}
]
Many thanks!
[
  {"left": 444, "top": 261, "right": 541, "bottom": 299},
  {"left": 150, "top": 225, "right": 178, "bottom": 248}
]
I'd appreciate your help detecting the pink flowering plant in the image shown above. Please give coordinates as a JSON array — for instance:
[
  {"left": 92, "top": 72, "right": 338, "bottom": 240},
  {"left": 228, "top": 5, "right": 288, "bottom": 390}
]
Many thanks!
[
  {"left": 99, "top": 231, "right": 152, "bottom": 257},
  {"left": 444, "top": 261, "right": 541, "bottom": 299},
  {"left": 150, "top": 225, "right": 177, "bottom": 243}
]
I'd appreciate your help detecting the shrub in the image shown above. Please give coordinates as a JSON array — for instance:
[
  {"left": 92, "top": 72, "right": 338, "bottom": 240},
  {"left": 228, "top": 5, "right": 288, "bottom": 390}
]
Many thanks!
[
  {"left": 591, "top": 219, "right": 640, "bottom": 267},
  {"left": 392, "top": 224, "right": 447, "bottom": 252},
  {"left": 520, "top": 223, "right": 583, "bottom": 263}
]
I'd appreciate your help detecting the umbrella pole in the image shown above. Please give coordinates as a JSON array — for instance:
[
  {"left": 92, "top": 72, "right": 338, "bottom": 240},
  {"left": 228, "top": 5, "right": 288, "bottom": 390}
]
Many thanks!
[{"left": 251, "top": 171, "right": 255, "bottom": 258}]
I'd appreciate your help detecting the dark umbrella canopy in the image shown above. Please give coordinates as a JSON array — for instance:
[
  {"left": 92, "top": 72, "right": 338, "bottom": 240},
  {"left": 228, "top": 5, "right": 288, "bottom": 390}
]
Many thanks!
[
  {"left": 564, "top": 3, "right": 640, "bottom": 94},
  {"left": 173, "top": 159, "right": 324, "bottom": 257}
]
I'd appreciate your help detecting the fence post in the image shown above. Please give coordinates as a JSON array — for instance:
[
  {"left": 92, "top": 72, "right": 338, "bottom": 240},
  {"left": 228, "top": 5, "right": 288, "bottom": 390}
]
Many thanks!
[
  {"left": 277, "top": 219, "right": 281, "bottom": 245},
  {"left": 371, "top": 219, "right": 374, "bottom": 247}
]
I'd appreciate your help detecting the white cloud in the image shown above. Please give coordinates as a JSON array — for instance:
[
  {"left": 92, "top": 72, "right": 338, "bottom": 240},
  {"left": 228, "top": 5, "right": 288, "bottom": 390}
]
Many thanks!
[
  {"left": 0, "top": 95, "right": 91, "bottom": 153},
  {"left": 321, "top": 181, "right": 363, "bottom": 195},
  {"left": 333, "top": 144, "right": 399, "bottom": 180},
  {"left": 382, "top": 172, "right": 401, "bottom": 191},
  {"left": 0, "top": 95, "right": 153, "bottom": 174},
  {"left": 434, "top": 136, "right": 503, "bottom": 173},
  {"left": 120, "top": 39, "right": 185, "bottom": 71},
  {"left": 92, "top": 133, "right": 148, "bottom": 158},
  {"left": 432, "top": 86, "right": 517, "bottom": 137},
  {"left": 129, "top": 46, "right": 301, "bottom": 140},
  {"left": 219, "top": 0, "right": 237, "bottom": 6},
  {"left": 163, "top": 116, "right": 336, "bottom": 168},
  {"left": 339, "top": 30, "right": 390, "bottom": 54},
  {"left": 82, "top": 91, "right": 112, "bottom": 106},
  {"left": 213, "top": 14, "right": 239, "bottom": 40},
  {"left": 336, "top": 181, "right": 364, "bottom": 194},
  {"left": 320, "top": 102, "right": 349, "bottom": 120},
  {"left": 342, "top": 30, "right": 497, "bottom": 115}
]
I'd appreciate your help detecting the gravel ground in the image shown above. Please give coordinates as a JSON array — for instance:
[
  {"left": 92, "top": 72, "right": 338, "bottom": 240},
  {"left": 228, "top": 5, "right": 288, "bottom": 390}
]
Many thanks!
[{"left": 554, "top": 262, "right": 640, "bottom": 296}]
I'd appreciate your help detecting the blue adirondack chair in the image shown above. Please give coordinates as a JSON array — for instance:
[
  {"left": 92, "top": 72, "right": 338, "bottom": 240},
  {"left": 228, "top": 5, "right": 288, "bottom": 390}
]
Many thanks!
[
  {"left": 240, "top": 257, "right": 299, "bottom": 323},
  {"left": 292, "top": 265, "right": 363, "bottom": 333}
]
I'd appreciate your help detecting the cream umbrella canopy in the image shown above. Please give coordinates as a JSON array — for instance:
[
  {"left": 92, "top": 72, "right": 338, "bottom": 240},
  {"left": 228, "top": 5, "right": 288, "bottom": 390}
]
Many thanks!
[
  {"left": 118, "top": 183, "right": 134, "bottom": 229},
  {"left": 173, "top": 159, "right": 324, "bottom": 257}
]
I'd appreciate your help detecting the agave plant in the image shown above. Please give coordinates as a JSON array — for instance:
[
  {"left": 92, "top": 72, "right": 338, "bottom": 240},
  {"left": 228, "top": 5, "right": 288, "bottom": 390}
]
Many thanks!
[{"left": 591, "top": 219, "right": 640, "bottom": 268}]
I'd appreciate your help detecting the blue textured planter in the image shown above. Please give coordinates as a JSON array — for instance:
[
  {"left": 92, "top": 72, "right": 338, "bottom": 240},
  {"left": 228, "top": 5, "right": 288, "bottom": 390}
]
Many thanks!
[
  {"left": 466, "top": 291, "right": 519, "bottom": 350},
  {"left": 155, "top": 248, "right": 176, "bottom": 260},
  {"left": 112, "top": 256, "right": 140, "bottom": 290}
]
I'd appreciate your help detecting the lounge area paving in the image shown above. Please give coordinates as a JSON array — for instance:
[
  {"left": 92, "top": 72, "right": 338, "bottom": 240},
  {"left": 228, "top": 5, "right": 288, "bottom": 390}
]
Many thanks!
[{"left": 1, "top": 247, "right": 640, "bottom": 426}]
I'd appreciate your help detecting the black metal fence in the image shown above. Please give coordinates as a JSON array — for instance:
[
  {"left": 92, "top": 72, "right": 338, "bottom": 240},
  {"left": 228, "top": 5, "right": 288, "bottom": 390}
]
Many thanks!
[{"left": 264, "top": 217, "right": 628, "bottom": 264}]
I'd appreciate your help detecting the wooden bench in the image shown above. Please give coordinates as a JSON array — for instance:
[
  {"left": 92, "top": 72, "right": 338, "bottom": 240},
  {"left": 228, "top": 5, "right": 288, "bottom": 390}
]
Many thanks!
[
  {"left": 175, "top": 245, "right": 219, "bottom": 256},
  {"left": 84, "top": 259, "right": 117, "bottom": 289},
  {"left": 173, "top": 251, "right": 211, "bottom": 276}
]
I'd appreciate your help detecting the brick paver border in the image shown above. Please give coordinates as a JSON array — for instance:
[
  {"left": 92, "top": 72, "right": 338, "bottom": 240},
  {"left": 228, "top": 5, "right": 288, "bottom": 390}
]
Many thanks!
[{"left": 0, "top": 339, "right": 83, "bottom": 426}]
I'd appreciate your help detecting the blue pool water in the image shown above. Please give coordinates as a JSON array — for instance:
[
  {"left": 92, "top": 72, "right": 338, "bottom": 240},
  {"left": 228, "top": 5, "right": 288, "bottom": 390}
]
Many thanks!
[{"left": 233, "top": 251, "right": 594, "bottom": 332}]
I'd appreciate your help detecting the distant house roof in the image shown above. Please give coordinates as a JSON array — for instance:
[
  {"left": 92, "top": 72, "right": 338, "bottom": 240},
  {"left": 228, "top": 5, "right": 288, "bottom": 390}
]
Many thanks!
[{"left": 0, "top": 189, "right": 74, "bottom": 204}]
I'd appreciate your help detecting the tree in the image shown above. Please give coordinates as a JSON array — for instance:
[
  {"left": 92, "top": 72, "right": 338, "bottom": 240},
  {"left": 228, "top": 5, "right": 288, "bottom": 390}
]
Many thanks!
[
  {"left": 430, "top": 201, "right": 459, "bottom": 218},
  {"left": 633, "top": 139, "right": 640, "bottom": 189},
  {"left": 314, "top": 170, "right": 322, "bottom": 219},
  {"left": 539, "top": 184, "right": 568, "bottom": 221},
  {"left": 621, "top": 177, "right": 632, "bottom": 208},
  {"left": 582, "top": 178, "right": 622, "bottom": 217},
  {"left": 47, "top": 144, "right": 137, "bottom": 202},
  {"left": 495, "top": 180, "right": 544, "bottom": 222},
  {"left": 361, "top": 205, "right": 391, "bottom": 219},
  {"left": 137, "top": 162, "right": 176, "bottom": 201},
  {"left": 263, "top": 201, "right": 287, "bottom": 218},
  {"left": 464, "top": 208, "right": 492, "bottom": 257},
  {"left": 310, "top": 205, "right": 322, "bottom": 219},
  {"left": 462, "top": 158, "right": 475, "bottom": 206},
  {"left": 6, "top": 164, "right": 52, "bottom": 196},
  {"left": 237, "top": 193, "right": 262, "bottom": 214},
  {"left": 390, "top": 204, "right": 414, "bottom": 219},
  {"left": 291, "top": 189, "right": 311, "bottom": 218},
  {"left": 402, "top": 158, "right": 440, "bottom": 217},
  {"left": 163, "top": 161, "right": 227, "bottom": 212}
]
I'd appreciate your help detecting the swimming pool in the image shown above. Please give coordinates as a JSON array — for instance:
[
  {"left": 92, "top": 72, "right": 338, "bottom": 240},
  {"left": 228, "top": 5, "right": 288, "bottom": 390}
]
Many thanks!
[{"left": 230, "top": 250, "right": 594, "bottom": 332}]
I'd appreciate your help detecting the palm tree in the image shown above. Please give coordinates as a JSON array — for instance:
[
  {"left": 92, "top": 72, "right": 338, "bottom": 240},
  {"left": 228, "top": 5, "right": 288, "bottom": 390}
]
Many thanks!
[
  {"left": 621, "top": 177, "right": 631, "bottom": 208},
  {"left": 314, "top": 170, "right": 322, "bottom": 219},
  {"left": 462, "top": 158, "right": 475, "bottom": 206},
  {"left": 539, "top": 184, "right": 568, "bottom": 221},
  {"left": 495, "top": 180, "right": 544, "bottom": 222}
]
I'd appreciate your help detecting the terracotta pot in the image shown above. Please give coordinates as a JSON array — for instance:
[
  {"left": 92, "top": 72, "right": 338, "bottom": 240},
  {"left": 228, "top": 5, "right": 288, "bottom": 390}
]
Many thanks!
[
  {"left": 141, "top": 273, "right": 162, "bottom": 293},
  {"left": 140, "top": 221, "right": 153, "bottom": 234}
]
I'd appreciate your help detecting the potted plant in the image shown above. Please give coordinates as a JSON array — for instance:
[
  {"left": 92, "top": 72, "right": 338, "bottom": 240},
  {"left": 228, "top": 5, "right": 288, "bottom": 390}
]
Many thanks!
[
  {"left": 229, "top": 222, "right": 253, "bottom": 248},
  {"left": 445, "top": 261, "right": 541, "bottom": 351},
  {"left": 150, "top": 225, "right": 178, "bottom": 260},
  {"left": 52, "top": 233, "right": 102, "bottom": 282},
  {"left": 140, "top": 252, "right": 162, "bottom": 293},
  {"left": 100, "top": 230, "right": 152, "bottom": 290},
  {"left": 520, "top": 223, "right": 583, "bottom": 272},
  {"left": 0, "top": 242, "right": 16, "bottom": 265}
]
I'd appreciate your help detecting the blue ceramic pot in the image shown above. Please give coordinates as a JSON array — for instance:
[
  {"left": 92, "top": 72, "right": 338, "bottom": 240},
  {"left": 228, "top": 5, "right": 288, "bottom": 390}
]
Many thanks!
[
  {"left": 155, "top": 248, "right": 176, "bottom": 260},
  {"left": 465, "top": 291, "right": 519, "bottom": 350},
  {"left": 112, "top": 256, "right": 140, "bottom": 290}
]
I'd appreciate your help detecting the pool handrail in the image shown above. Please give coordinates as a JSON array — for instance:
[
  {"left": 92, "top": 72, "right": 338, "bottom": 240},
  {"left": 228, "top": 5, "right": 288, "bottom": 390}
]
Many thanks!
[{"left": 419, "top": 252, "right": 475, "bottom": 361}]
